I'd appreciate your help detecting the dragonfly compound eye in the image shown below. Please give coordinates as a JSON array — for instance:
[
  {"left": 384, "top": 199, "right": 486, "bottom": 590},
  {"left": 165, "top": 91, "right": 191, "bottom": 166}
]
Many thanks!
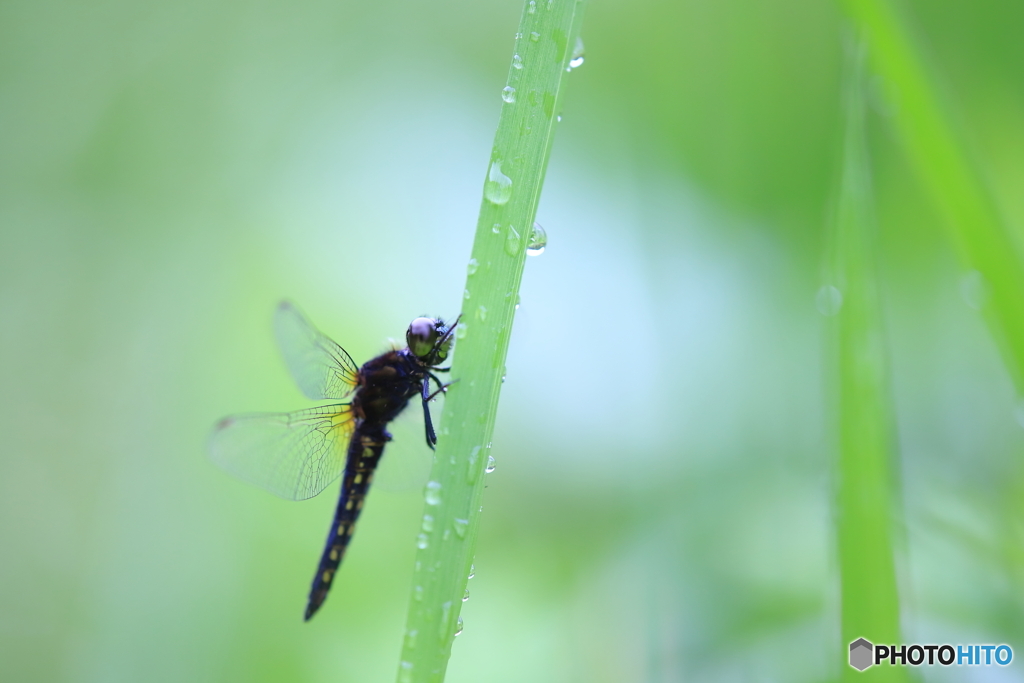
[{"left": 407, "top": 317, "right": 439, "bottom": 358}]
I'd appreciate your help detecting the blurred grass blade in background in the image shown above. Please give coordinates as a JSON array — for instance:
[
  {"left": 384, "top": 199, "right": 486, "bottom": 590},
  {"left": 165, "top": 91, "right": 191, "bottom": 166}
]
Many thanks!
[
  {"left": 395, "top": 1, "right": 586, "bottom": 681},
  {"left": 839, "top": 0, "right": 1024, "bottom": 393},
  {"left": 827, "top": 37, "right": 907, "bottom": 682}
]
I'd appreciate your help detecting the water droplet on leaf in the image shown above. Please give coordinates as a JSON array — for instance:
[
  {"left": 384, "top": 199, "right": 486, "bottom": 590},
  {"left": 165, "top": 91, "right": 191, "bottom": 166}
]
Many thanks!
[
  {"left": 501, "top": 86, "right": 516, "bottom": 103},
  {"left": 424, "top": 481, "right": 442, "bottom": 505},
  {"left": 568, "top": 36, "right": 585, "bottom": 69},
  {"left": 505, "top": 224, "right": 522, "bottom": 256},
  {"left": 484, "top": 159, "right": 512, "bottom": 205},
  {"left": 527, "top": 222, "right": 547, "bottom": 255}
]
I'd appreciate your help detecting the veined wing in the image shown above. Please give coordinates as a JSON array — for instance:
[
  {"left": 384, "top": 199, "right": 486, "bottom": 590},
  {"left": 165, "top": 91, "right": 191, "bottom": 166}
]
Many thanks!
[
  {"left": 275, "top": 301, "right": 359, "bottom": 401},
  {"left": 209, "top": 404, "right": 354, "bottom": 501}
]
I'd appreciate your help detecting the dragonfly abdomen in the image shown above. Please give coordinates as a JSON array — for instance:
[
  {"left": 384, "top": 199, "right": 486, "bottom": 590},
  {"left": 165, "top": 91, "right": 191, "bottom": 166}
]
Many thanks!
[{"left": 304, "top": 430, "right": 385, "bottom": 621}]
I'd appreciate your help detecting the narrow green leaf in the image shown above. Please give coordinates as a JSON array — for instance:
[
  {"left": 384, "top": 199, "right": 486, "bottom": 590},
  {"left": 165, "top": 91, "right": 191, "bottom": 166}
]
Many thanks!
[
  {"left": 827, "top": 38, "right": 908, "bottom": 682},
  {"left": 395, "top": 2, "right": 586, "bottom": 682},
  {"left": 839, "top": 0, "right": 1024, "bottom": 392}
]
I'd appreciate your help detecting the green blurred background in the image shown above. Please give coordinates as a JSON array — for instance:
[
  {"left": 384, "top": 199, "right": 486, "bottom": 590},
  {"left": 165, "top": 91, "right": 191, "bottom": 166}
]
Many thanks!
[{"left": 3, "top": 0, "right": 1024, "bottom": 681}]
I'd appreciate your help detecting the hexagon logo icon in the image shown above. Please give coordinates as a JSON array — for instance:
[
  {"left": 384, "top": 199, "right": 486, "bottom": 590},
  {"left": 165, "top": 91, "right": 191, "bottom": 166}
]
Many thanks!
[{"left": 849, "top": 638, "right": 874, "bottom": 671}]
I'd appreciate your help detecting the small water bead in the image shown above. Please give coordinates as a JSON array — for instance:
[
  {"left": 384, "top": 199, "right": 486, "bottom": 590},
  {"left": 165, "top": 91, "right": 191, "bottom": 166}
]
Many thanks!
[
  {"left": 463, "top": 289, "right": 471, "bottom": 300},
  {"left": 505, "top": 224, "right": 522, "bottom": 256},
  {"left": 484, "top": 159, "right": 512, "bottom": 205},
  {"left": 443, "top": 529, "right": 451, "bottom": 541},
  {"left": 501, "top": 86, "right": 517, "bottom": 103},
  {"left": 421, "top": 514, "right": 435, "bottom": 532},
  {"left": 416, "top": 533, "right": 429, "bottom": 549},
  {"left": 530, "top": 31, "right": 540, "bottom": 42},
  {"left": 527, "top": 222, "right": 547, "bottom": 255},
  {"left": 463, "top": 589, "right": 470, "bottom": 602},
  {"left": 512, "top": 54, "right": 523, "bottom": 70},
  {"left": 425, "top": 480, "right": 442, "bottom": 505},
  {"left": 568, "top": 36, "right": 585, "bottom": 69},
  {"left": 456, "top": 323, "right": 468, "bottom": 339},
  {"left": 468, "top": 565, "right": 475, "bottom": 579},
  {"left": 399, "top": 661, "right": 413, "bottom": 683},
  {"left": 466, "top": 258, "right": 479, "bottom": 275},
  {"left": 815, "top": 285, "right": 843, "bottom": 316},
  {"left": 414, "top": 585, "right": 423, "bottom": 601},
  {"left": 527, "top": 0, "right": 536, "bottom": 13},
  {"left": 454, "top": 617, "right": 464, "bottom": 637},
  {"left": 439, "top": 601, "right": 453, "bottom": 642},
  {"left": 476, "top": 305, "right": 487, "bottom": 321},
  {"left": 453, "top": 518, "right": 469, "bottom": 539},
  {"left": 404, "top": 629, "right": 418, "bottom": 650},
  {"left": 492, "top": 223, "right": 501, "bottom": 234},
  {"left": 485, "top": 455, "right": 496, "bottom": 473},
  {"left": 466, "top": 445, "right": 481, "bottom": 484},
  {"left": 556, "top": 115, "right": 562, "bottom": 123},
  {"left": 515, "top": 294, "right": 521, "bottom": 310}
]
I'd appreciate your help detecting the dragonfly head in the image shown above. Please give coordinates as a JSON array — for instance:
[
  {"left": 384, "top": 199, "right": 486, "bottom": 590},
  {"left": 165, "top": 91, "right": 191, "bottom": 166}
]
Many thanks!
[{"left": 407, "top": 317, "right": 455, "bottom": 365}]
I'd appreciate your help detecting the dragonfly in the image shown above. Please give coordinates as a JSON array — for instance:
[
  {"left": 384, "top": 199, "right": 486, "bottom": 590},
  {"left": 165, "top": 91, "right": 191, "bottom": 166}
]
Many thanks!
[{"left": 209, "top": 301, "right": 458, "bottom": 621}]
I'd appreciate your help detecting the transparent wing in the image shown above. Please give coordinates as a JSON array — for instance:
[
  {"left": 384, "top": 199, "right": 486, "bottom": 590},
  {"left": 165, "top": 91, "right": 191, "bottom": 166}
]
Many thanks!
[
  {"left": 274, "top": 301, "right": 359, "bottom": 400},
  {"left": 208, "top": 404, "right": 354, "bottom": 501}
]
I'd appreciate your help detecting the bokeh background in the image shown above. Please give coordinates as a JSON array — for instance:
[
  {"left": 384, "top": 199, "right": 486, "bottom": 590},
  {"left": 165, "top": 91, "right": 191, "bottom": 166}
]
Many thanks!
[{"left": 3, "top": 0, "right": 1024, "bottom": 680}]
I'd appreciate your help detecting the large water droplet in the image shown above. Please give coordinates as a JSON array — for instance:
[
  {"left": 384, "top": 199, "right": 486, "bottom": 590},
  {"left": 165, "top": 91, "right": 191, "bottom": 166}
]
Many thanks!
[
  {"left": 424, "top": 480, "right": 442, "bottom": 506},
  {"left": 816, "top": 285, "right": 843, "bottom": 316},
  {"left": 501, "top": 86, "right": 516, "bottom": 103},
  {"left": 454, "top": 617, "right": 464, "bottom": 637},
  {"left": 416, "top": 533, "right": 429, "bottom": 549},
  {"left": 568, "top": 36, "right": 585, "bottom": 69},
  {"left": 467, "top": 258, "right": 479, "bottom": 275},
  {"left": 512, "top": 54, "right": 523, "bottom": 70},
  {"left": 421, "top": 514, "right": 435, "bottom": 532},
  {"left": 527, "top": 222, "right": 547, "bottom": 255},
  {"left": 505, "top": 224, "right": 522, "bottom": 256},
  {"left": 529, "top": 31, "right": 540, "bottom": 42},
  {"left": 484, "top": 159, "right": 512, "bottom": 205},
  {"left": 453, "top": 518, "right": 469, "bottom": 539},
  {"left": 485, "top": 455, "right": 496, "bottom": 474}
]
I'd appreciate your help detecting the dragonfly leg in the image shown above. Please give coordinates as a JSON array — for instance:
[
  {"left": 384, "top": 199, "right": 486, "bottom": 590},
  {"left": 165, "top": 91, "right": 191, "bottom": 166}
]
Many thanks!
[
  {"left": 427, "top": 371, "right": 458, "bottom": 399},
  {"left": 421, "top": 377, "right": 438, "bottom": 450}
]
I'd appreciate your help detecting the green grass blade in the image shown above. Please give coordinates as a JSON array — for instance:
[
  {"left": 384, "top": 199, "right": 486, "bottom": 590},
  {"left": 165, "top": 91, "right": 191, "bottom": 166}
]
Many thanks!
[
  {"left": 839, "top": 0, "right": 1024, "bottom": 392},
  {"left": 828, "top": 39, "right": 907, "bottom": 682},
  {"left": 395, "top": 2, "right": 586, "bottom": 682}
]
